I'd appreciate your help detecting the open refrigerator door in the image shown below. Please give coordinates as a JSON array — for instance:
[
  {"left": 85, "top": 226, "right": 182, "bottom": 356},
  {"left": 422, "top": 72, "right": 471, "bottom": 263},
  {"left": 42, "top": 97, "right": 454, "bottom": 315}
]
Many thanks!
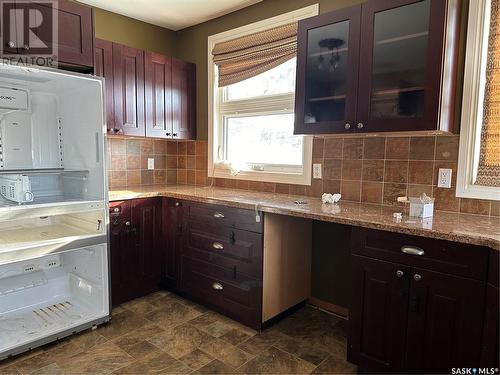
[{"left": 0, "top": 64, "right": 110, "bottom": 360}]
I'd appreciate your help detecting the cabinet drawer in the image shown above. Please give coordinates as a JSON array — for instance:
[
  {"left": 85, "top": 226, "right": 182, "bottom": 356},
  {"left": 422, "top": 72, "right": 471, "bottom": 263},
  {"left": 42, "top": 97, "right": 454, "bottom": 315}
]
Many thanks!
[
  {"left": 351, "top": 228, "right": 489, "bottom": 280},
  {"left": 185, "top": 220, "right": 263, "bottom": 277},
  {"left": 180, "top": 256, "right": 261, "bottom": 329},
  {"left": 186, "top": 201, "right": 263, "bottom": 233}
]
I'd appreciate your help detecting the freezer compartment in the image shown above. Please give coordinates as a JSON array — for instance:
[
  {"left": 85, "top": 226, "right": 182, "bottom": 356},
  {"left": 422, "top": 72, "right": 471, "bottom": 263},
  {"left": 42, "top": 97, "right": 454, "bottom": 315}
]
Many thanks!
[
  {"left": 0, "top": 243, "right": 109, "bottom": 358},
  {"left": 0, "top": 208, "right": 105, "bottom": 256}
]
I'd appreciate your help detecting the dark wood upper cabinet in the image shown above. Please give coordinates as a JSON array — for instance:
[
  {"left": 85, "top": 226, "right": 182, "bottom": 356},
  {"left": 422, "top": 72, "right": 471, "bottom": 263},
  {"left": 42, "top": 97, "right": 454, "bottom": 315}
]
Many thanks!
[
  {"left": 1, "top": 0, "right": 94, "bottom": 70},
  {"left": 96, "top": 41, "right": 195, "bottom": 139},
  {"left": 112, "top": 43, "right": 145, "bottom": 136},
  {"left": 172, "top": 58, "right": 196, "bottom": 140},
  {"left": 295, "top": 5, "right": 361, "bottom": 134},
  {"left": 94, "top": 39, "right": 114, "bottom": 132},
  {"left": 295, "top": 0, "right": 461, "bottom": 134},
  {"left": 145, "top": 52, "right": 173, "bottom": 138}
]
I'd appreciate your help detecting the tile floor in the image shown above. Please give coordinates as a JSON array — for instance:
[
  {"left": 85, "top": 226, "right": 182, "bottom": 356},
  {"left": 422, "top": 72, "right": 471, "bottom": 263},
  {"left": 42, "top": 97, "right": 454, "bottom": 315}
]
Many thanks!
[{"left": 0, "top": 291, "right": 356, "bottom": 374}]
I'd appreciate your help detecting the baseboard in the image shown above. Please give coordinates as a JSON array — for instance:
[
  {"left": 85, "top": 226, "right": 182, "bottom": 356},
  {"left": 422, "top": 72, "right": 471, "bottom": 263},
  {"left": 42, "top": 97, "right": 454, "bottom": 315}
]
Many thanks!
[{"left": 307, "top": 297, "right": 349, "bottom": 319}]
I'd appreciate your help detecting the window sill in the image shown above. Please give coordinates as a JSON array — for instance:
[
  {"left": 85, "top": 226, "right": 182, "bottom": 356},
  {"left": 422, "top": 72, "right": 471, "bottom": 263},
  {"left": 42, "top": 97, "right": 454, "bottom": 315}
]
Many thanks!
[{"left": 211, "top": 165, "right": 312, "bottom": 186}]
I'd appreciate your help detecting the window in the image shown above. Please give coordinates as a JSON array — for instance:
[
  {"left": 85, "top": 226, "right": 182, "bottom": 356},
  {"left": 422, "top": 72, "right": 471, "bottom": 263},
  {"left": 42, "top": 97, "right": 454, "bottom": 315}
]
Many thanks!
[
  {"left": 457, "top": 0, "right": 500, "bottom": 200},
  {"left": 207, "top": 6, "right": 319, "bottom": 185}
]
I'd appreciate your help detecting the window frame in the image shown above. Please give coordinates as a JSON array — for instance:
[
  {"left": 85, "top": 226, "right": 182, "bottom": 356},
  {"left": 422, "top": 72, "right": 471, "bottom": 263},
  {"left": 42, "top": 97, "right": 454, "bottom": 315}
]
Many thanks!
[
  {"left": 207, "top": 5, "right": 319, "bottom": 185},
  {"left": 457, "top": 0, "right": 500, "bottom": 200}
]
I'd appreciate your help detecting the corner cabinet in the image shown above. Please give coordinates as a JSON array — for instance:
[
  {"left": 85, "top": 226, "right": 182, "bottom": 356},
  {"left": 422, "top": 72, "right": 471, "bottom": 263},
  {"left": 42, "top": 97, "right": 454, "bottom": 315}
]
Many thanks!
[
  {"left": 109, "top": 199, "right": 163, "bottom": 306},
  {"left": 94, "top": 39, "right": 196, "bottom": 139},
  {"left": 294, "top": 0, "right": 461, "bottom": 134}
]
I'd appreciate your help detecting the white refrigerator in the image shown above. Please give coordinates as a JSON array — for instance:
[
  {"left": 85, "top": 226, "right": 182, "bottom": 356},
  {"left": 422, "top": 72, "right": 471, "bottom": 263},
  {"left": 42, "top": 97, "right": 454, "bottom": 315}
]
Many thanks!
[{"left": 0, "top": 64, "right": 110, "bottom": 360}]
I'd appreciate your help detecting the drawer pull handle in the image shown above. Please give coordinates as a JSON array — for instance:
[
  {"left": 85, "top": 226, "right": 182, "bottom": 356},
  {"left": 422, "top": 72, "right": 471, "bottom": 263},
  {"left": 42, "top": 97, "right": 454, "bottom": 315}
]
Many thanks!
[
  {"left": 212, "top": 282, "right": 223, "bottom": 291},
  {"left": 212, "top": 242, "right": 224, "bottom": 250},
  {"left": 213, "top": 212, "right": 225, "bottom": 218},
  {"left": 401, "top": 246, "right": 424, "bottom": 256}
]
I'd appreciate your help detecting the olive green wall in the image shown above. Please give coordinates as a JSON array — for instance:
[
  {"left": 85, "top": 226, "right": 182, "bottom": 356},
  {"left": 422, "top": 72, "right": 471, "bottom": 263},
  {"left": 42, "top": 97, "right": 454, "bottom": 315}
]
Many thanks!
[
  {"left": 176, "top": 0, "right": 364, "bottom": 140},
  {"left": 94, "top": 7, "right": 177, "bottom": 56}
]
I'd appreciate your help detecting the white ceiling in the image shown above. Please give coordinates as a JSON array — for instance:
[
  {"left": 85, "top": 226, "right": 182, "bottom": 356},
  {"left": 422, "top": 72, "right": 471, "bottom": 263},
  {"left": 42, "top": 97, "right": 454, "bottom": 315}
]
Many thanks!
[{"left": 77, "top": 0, "right": 263, "bottom": 31}]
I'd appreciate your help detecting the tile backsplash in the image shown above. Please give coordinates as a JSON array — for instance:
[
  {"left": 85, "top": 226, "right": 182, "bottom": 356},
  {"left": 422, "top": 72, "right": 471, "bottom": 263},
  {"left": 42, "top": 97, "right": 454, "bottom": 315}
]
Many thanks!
[
  {"left": 107, "top": 135, "right": 498, "bottom": 217},
  {"left": 108, "top": 137, "right": 178, "bottom": 188}
]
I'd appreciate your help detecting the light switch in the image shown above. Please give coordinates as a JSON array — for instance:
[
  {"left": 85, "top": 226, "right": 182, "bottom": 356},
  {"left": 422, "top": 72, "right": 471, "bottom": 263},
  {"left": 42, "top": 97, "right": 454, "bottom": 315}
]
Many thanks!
[{"left": 147, "top": 158, "right": 154, "bottom": 170}]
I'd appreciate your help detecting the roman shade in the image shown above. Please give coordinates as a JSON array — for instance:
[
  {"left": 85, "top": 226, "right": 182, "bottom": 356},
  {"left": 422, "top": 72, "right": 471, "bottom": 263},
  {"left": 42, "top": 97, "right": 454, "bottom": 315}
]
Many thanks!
[
  {"left": 476, "top": 0, "right": 500, "bottom": 187},
  {"left": 212, "top": 22, "right": 297, "bottom": 87}
]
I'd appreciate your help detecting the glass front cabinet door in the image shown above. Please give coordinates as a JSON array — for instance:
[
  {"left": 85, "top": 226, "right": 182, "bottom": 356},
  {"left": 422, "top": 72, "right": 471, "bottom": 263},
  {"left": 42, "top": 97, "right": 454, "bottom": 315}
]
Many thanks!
[
  {"left": 294, "top": 5, "right": 361, "bottom": 134},
  {"left": 294, "top": 0, "right": 460, "bottom": 134}
]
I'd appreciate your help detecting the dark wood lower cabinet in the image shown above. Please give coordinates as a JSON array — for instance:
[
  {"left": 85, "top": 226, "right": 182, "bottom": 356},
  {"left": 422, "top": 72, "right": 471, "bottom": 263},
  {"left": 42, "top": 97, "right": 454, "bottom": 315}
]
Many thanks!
[
  {"left": 348, "top": 227, "right": 492, "bottom": 374},
  {"left": 348, "top": 255, "right": 410, "bottom": 373},
  {"left": 405, "top": 268, "right": 485, "bottom": 373},
  {"left": 109, "top": 198, "right": 162, "bottom": 306}
]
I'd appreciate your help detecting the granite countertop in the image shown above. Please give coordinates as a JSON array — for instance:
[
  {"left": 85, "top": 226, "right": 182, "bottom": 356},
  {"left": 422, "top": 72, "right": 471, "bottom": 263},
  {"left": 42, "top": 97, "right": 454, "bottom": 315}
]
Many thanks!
[{"left": 109, "top": 185, "right": 500, "bottom": 250}]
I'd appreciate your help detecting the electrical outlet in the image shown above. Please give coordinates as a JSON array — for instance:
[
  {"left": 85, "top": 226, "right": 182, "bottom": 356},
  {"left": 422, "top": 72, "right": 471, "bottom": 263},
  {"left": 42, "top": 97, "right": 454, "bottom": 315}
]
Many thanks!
[
  {"left": 147, "top": 158, "right": 154, "bottom": 170},
  {"left": 313, "top": 163, "right": 322, "bottom": 179},
  {"left": 437, "top": 168, "right": 452, "bottom": 188}
]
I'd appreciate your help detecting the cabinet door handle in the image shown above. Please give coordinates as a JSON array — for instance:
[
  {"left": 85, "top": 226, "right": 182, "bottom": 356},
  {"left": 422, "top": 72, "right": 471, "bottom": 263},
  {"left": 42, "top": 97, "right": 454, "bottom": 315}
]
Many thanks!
[
  {"left": 212, "top": 282, "right": 223, "bottom": 291},
  {"left": 173, "top": 133, "right": 178, "bottom": 137},
  {"left": 357, "top": 122, "right": 364, "bottom": 129},
  {"left": 166, "top": 132, "right": 171, "bottom": 136},
  {"left": 345, "top": 123, "right": 351, "bottom": 130},
  {"left": 125, "top": 221, "right": 131, "bottom": 226},
  {"left": 212, "top": 242, "right": 224, "bottom": 250},
  {"left": 7, "top": 41, "right": 15, "bottom": 48},
  {"left": 175, "top": 202, "right": 181, "bottom": 207},
  {"left": 413, "top": 273, "right": 422, "bottom": 282},
  {"left": 401, "top": 245, "right": 425, "bottom": 256},
  {"left": 213, "top": 212, "right": 225, "bottom": 218},
  {"left": 409, "top": 295, "right": 420, "bottom": 312},
  {"left": 396, "top": 270, "right": 404, "bottom": 278}
]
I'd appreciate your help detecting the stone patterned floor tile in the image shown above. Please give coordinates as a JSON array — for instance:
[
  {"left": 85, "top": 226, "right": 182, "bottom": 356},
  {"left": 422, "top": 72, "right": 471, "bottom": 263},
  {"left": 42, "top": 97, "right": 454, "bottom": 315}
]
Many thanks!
[
  {"left": 220, "top": 329, "right": 253, "bottom": 346},
  {"left": 112, "top": 351, "right": 179, "bottom": 374},
  {"left": 30, "top": 363, "right": 63, "bottom": 375},
  {"left": 1, "top": 297, "right": 355, "bottom": 375},
  {"left": 121, "top": 298, "right": 161, "bottom": 316},
  {"left": 200, "top": 320, "right": 235, "bottom": 338},
  {"left": 147, "top": 324, "right": 213, "bottom": 359},
  {"left": 196, "top": 359, "right": 241, "bottom": 374},
  {"left": 274, "top": 337, "right": 330, "bottom": 366},
  {"left": 56, "top": 342, "right": 134, "bottom": 374},
  {"left": 179, "top": 349, "right": 213, "bottom": 371},
  {"left": 112, "top": 322, "right": 165, "bottom": 353},
  {"left": 69, "top": 330, "right": 108, "bottom": 352},
  {"left": 199, "top": 338, "right": 253, "bottom": 369},
  {"left": 144, "top": 301, "right": 202, "bottom": 328},
  {"left": 239, "top": 347, "right": 315, "bottom": 374},
  {"left": 98, "top": 310, "right": 149, "bottom": 340},
  {"left": 14, "top": 341, "right": 83, "bottom": 374},
  {"left": 0, "top": 364, "right": 20, "bottom": 374},
  {"left": 124, "top": 341, "right": 160, "bottom": 359},
  {"left": 238, "top": 330, "right": 287, "bottom": 356},
  {"left": 312, "top": 355, "right": 357, "bottom": 374}
]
